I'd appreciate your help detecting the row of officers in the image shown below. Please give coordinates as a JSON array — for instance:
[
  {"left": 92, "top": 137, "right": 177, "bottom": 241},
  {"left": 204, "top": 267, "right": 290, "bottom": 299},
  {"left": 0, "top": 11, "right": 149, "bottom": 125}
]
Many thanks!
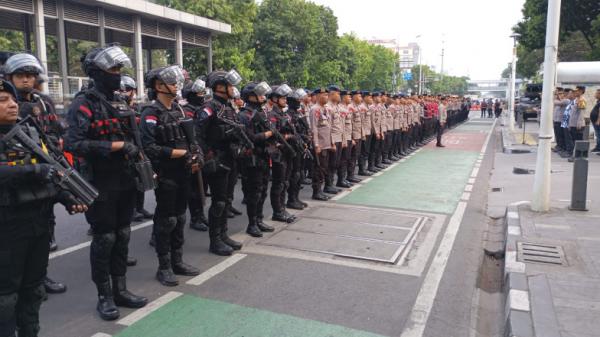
[{"left": 0, "top": 45, "right": 469, "bottom": 337}]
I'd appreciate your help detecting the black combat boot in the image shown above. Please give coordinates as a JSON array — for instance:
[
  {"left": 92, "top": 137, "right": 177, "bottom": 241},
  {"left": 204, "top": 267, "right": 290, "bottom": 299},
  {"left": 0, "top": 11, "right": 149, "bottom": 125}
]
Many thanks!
[
  {"left": 229, "top": 204, "right": 242, "bottom": 215},
  {"left": 221, "top": 222, "right": 242, "bottom": 250},
  {"left": 49, "top": 233, "right": 58, "bottom": 252},
  {"left": 209, "top": 219, "right": 234, "bottom": 256},
  {"left": 246, "top": 217, "right": 263, "bottom": 237},
  {"left": 96, "top": 282, "right": 119, "bottom": 321},
  {"left": 312, "top": 189, "right": 330, "bottom": 201},
  {"left": 287, "top": 198, "right": 305, "bottom": 210},
  {"left": 272, "top": 211, "right": 294, "bottom": 223},
  {"left": 156, "top": 255, "right": 179, "bottom": 287},
  {"left": 189, "top": 214, "right": 209, "bottom": 231},
  {"left": 43, "top": 276, "right": 66, "bottom": 294},
  {"left": 112, "top": 276, "right": 148, "bottom": 308},
  {"left": 171, "top": 249, "right": 200, "bottom": 276}
]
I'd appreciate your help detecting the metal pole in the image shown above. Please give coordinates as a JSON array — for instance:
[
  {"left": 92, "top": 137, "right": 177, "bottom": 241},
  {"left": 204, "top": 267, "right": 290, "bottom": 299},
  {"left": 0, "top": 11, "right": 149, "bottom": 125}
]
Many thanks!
[
  {"left": 509, "top": 40, "right": 517, "bottom": 132},
  {"left": 532, "top": 0, "right": 562, "bottom": 212},
  {"left": 33, "top": 0, "right": 48, "bottom": 94}
]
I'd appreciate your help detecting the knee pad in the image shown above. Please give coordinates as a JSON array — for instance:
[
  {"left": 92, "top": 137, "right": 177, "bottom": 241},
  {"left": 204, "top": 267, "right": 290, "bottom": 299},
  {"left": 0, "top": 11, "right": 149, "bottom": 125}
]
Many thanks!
[
  {"left": 176, "top": 214, "right": 187, "bottom": 226},
  {"left": 0, "top": 293, "right": 18, "bottom": 324},
  {"left": 92, "top": 232, "right": 117, "bottom": 249},
  {"left": 211, "top": 201, "right": 227, "bottom": 217},
  {"left": 115, "top": 226, "right": 131, "bottom": 242}
]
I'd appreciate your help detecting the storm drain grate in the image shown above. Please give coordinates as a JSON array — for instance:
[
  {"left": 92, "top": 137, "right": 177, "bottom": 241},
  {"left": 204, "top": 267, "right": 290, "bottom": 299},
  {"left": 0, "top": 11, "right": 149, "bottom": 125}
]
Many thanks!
[
  {"left": 517, "top": 242, "right": 567, "bottom": 266},
  {"left": 491, "top": 187, "right": 503, "bottom": 192}
]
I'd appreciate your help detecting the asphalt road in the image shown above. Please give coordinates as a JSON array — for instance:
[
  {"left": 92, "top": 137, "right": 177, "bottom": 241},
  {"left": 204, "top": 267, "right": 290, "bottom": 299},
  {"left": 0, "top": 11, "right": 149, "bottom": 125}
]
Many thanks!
[{"left": 39, "top": 112, "right": 503, "bottom": 337}]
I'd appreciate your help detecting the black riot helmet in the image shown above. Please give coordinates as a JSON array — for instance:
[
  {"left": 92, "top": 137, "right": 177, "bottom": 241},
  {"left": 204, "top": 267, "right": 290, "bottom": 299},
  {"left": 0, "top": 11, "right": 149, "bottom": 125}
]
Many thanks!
[
  {"left": 81, "top": 45, "right": 131, "bottom": 94},
  {"left": 182, "top": 78, "right": 206, "bottom": 106},
  {"left": 206, "top": 69, "right": 242, "bottom": 99},
  {"left": 145, "top": 65, "right": 185, "bottom": 100},
  {"left": 269, "top": 84, "right": 292, "bottom": 100},
  {"left": 287, "top": 88, "right": 307, "bottom": 110},
  {"left": 120, "top": 75, "right": 137, "bottom": 91},
  {"left": 241, "top": 81, "right": 271, "bottom": 105},
  {"left": 3, "top": 53, "right": 44, "bottom": 76}
]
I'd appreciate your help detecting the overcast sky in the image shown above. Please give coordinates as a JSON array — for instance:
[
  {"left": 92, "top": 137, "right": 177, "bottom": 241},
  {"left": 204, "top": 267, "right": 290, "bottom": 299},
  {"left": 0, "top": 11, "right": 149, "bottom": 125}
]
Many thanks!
[{"left": 310, "top": 0, "right": 526, "bottom": 80}]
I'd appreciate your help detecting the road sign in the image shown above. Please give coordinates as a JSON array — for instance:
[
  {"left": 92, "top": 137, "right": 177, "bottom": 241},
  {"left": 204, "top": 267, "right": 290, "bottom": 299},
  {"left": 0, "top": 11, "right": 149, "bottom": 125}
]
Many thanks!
[{"left": 403, "top": 72, "right": 413, "bottom": 81}]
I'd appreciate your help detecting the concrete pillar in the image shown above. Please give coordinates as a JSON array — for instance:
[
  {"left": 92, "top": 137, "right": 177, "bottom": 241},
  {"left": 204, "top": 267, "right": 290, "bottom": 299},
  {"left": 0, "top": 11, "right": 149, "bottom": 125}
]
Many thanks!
[
  {"left": 175, "top": 25, "right": 183, "bottom": 67},
  {"left": 98, "top": 7, "right": 106, "bottom": 46},
  {"left": 133, "top": 16, "right": 145, "bottom": 101},
  {"left": 56, "top": 0, "right": 70, "bottom": 103},
  {"left": 33, "top": 0, "right": 48, "bottom": 93},
  {"left": 207, "top": 34, "right": 213, "bottom": 73}
]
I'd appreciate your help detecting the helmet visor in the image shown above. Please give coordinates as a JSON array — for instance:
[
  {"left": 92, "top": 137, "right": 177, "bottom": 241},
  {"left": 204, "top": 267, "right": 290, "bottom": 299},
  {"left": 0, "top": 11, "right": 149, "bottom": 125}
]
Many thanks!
[
  {"left": 224, "top": 69, "right": 242, "bottom": 86},
  {"left": 93, "top": 46, "right": 132, "bottom": 71},
  {"left": 158, "top": 65, "right": 185, "bottom": 90},
  {"left": 232, "top": 87, "right": 241, "bottom": 99},
  {"left": 254, "top": 81, "right": 272, "bottom": 97},
  {"left": 120, "top": 75, "right": 136, "bottom": 91},
  {"left": 4, "top": 54, "right": 44, "bottom": 75},
  {"left": 290, "top": 88, "right": 307, "bottom": 100},
  {"left": 274, "top": 84, "right": 292, "bottom": 97},
  {"left": 190, "top": 78, "right": 206, "bottom": 93}
]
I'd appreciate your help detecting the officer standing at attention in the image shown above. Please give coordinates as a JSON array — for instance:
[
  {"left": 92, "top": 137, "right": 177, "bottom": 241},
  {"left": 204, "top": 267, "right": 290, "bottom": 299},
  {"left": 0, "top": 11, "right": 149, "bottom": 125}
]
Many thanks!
[
  {"left": 238, "top": 82, "right": 276, "bottom": 237},
  {"left": 358, "top": 91, "right": 373, "bottom": 176},
  {"left": 437, "top": 97, "right": 447, "bottom": 147},
  {"left": 0, "top": 79, "right": 87, "bottom": 337},
  {"left": 347, "top": 90, "right": 363, "bottom": 182},
  {"left": 3, "top": 53, "right": 67, "bottom": 295},
  {"left": 119, "top": 75, "right": 154, "bottom": 224},
  {"left": 267, "top": 84, "right": 297, "bottom": 222},
  {"left": 325, "top": 85, "right": 343, "bottom": 194},
  {"left": 197, "top": 70, "right": 245, "bottom": 256},
  {"left": 286, "top": 88, "right": 310, "bottom": 210},
  {"left": 337, "top": 89, "right": 353, "bottom": 188},
  {"left": 140, "top": 66, "right": 202, "bottom": 286},
  {"left": 310, "top": 88, "right": 332, "bottom": 201},
  {"left": 65, "top": 45, "right": 148, "bottom": 320},
  {"left": 181, "top": 78, "right": 210, "bottom": 232}
]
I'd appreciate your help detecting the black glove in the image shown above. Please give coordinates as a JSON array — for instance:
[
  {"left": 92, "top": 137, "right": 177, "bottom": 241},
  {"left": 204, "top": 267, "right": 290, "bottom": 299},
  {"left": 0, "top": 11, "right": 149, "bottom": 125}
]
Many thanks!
[
  {"left": 57, "top": 190, "right": 81, "bottom": 214},
  {"left": 122, "top": 142, "right": 139, "bottom": 158},
  {"left": 34, "top": 163, "right": 56, "bottom": 182}
]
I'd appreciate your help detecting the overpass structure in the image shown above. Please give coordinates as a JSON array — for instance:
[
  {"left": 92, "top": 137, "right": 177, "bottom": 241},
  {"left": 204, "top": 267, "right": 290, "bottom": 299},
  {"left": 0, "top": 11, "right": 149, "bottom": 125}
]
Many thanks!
[{"left": 467, "top": 79, "right": 523, "bottom": 98}]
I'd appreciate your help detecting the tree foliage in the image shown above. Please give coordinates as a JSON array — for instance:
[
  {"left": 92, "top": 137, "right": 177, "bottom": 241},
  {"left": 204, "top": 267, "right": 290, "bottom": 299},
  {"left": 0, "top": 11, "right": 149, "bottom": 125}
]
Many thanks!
[{"left": 513, "top": 0, "right": 600, "bottom": 78}]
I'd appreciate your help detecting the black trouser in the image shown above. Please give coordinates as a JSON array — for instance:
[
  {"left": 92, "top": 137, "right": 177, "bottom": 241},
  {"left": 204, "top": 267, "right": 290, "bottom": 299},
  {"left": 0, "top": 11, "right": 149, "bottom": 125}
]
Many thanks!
[
  {"left": 271, "top": 156, "right": 291, "bottom": 213},
  {"left": 225, "top": 160, "right": 239, "bottom": 211},
  {"left": 328, "top": 142, "right": 343, "bottom": 186},
  {"left": 569, "top": 127, "right": 584, "bottom": 154},
  {"left": 359, "top": 134, "right": 372, "bottom": 171},
  {"left": 288, "top": 152, "right": 303, "bottom": 203},
  {"left": 393, "top": 130, "right": 401, "bottom": 155},
  {"left": 241, "top": 157, "right": 269, "bottom": 225},
  {"left": 400, "top": 130, "right": 408, "bottom": 154},
  {"left": 553, "top": 122, "right": 565, "bottom": 150},
  {"left": 368, "top": 135, "right": 379, "bottom": 168},
  {"left": 206, "top": 166, "right": 231, "bottom": 237},
  {"left": 188, "top": 171, "right": 208, "bottom": 222},
  {"left": 312, "top": 150, "right": 329, "bottom": 193},
  {"left": 563, "top": 127, "right": 574, "bottom": 153},
  {"left": 481, "top": 108, "right": 485, "bottom": 118},
  {"left": 384, "top": 131, "right": 393, "bottom": 159},
  {"left": 0, "top": 223, "right": 49, "bottom": 337},
  {"left": 86, "top": 187, "right": 136, "bottom": 286},
  {"left": 153, "top": 173, "right": 191, "bottom": 258},
  {"left": 135, "top": 190, "right": 145, "bottom": 211},
  {"left": 337, "top": 140, "right": 351, "bottom": 183},
  {"left": 437, "top": 121, "right": 445, "bottom": 145},
  {"left": 347, "top": 139, "right": 361, "bottom": 178}
]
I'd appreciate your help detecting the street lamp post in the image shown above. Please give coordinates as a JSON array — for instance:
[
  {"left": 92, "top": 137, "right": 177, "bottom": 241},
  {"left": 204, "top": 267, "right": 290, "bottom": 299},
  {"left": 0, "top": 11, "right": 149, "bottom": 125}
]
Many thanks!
[
  {"left": 509, "top": 33, "right": 520, "bottom": 133},
  {"left": 532, "top": 0, "right": 562, "bottom": 212},
  {"left": 416, "top": 35, "right": 423, "bottom": 95}
]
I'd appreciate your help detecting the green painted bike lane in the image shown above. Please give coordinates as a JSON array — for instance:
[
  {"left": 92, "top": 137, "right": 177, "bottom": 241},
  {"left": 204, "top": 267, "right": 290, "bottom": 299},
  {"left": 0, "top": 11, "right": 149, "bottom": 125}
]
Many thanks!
[
  {"left": 115, "top": 295, "right": 385, "bottom": 337},
  {"left": 339, "top": 121, "right": 492, "bottom": 214}
]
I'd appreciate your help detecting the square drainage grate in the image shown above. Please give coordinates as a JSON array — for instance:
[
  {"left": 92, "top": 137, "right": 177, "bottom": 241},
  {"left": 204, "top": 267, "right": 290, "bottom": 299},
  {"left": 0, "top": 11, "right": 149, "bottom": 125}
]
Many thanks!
[{"left": 517, "top": 242, "right": 567, "bottom": 266}]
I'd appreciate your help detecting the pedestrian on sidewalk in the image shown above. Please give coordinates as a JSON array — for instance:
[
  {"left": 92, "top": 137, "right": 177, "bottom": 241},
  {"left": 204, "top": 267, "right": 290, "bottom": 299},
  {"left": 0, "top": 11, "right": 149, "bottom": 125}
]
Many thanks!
[
  {"left": 560, "top": 89, "right": 575, "bottom": 158},
  {"left": 480, "top": 99, "right": 487, "bottom": 118},
  {"left": 590, "top": 88, "right": 600, "bottom": 154},
  {"left": 436, "top": 97, "right": 447, "bottom": 147},
  {"left": 553, "top": 88, "right": 569, "bottom": 154},
  {"left": 568, "top": 86, "right": 587, "bottom": 162}
]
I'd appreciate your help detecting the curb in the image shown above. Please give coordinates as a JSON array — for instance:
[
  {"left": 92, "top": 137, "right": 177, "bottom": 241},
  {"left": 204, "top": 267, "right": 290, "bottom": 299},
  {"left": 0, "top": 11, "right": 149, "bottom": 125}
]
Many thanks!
[
  {"left": 502, "top": 201, "right": 534, "bottom": 337},
  {"left": 501, "top": 128, "right": 534, "bottom": 154}
]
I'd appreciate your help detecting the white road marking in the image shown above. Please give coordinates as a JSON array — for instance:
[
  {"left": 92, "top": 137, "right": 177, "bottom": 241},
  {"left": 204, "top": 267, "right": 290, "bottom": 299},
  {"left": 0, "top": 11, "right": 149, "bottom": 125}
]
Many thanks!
[
  {"left": 464, "top": 184, "right": 473, "bottom": 192},
  {"left": 461, "top": 192, "right": 471, "bottom": 201},
  {"left": 400, "top": 120, "right": 496, "bottom": 337},
  {"left": 91, "top": 333, "right": 112, "bottom": 337},
  {"left": 505, "top": 251, "right": 525, "bottom": 274},
  {"left": 508, "top": 226, "right": 522, "bottom": 236},
  {"left": 49, "top": 220, "right": 153, "bottom": 260},
  {"left": 400, "top": 201, "right": 468, "bottom": 337},
  {"left": 186, "top": 253, "right": 247, "bottom": 286},
  {"left": 117, "top": 291, "right": 183, "bottom": 326},
  {"left": 468, "top": 178, "right": 476, "bottom": 184}
]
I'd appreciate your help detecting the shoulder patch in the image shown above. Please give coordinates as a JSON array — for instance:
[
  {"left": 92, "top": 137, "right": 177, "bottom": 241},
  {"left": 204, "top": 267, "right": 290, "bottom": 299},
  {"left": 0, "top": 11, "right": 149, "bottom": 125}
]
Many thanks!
[
  {"left": 79, "top": 105, "right": 92, "bottom": 118},
  {"left": 145, "top": 115, "right": 158, "bottom": 124},
  {"left": 203, "top": 107, "right": 213, "bottom": 116}
]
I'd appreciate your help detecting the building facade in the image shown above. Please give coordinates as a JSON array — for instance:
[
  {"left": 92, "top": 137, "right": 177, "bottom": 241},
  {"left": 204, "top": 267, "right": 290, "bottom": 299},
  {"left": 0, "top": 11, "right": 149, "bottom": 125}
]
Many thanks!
[{"left": 365, "top": 39, "right": 420, "bottom": 71}]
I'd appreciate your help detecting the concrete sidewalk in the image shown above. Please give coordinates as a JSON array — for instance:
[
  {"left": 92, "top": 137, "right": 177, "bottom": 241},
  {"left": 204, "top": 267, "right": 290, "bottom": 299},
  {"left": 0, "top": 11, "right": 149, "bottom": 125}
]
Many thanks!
[{"left": 488, "top": 121, "right": 600, "bottom": 337}]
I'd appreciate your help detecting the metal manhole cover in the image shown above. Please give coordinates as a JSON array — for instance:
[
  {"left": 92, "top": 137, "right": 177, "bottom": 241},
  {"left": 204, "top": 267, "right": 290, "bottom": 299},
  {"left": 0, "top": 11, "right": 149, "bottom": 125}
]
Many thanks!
[{"left": 517, "top": 242, "right": 567, "bottom": 266}]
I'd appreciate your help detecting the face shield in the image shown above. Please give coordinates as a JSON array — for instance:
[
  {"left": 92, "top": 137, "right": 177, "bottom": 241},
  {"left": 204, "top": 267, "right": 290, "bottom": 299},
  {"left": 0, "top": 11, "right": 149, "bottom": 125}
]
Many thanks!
[
  {"left": 254, "top": 81, "right": 272, "bottom": 97},
  {"left": 224, "top": 69, "right": 242, "bottom": 86},
  {"left": 290, "top": 88, "right": 307, "bottom": 101},
  {"left": 158, "top": 65, "right": 185, "bottom": 90},
  {"left": 232, "top": 87, "right": 241, "bottom": 99},
  {"left": 273, "top": 84, "right": 292, "bottom": 97},
  {"left": 4, "top": 54, "right": 44, "bottom": 75},
  {"left": 92, "top": 46, "right": 132, "bottom": 71},
  {"left": 120, "top": 75, "right": 136, "bottom": 91},
  {"left": 190, "top": 78, "right": 206, "bottom": 93}
]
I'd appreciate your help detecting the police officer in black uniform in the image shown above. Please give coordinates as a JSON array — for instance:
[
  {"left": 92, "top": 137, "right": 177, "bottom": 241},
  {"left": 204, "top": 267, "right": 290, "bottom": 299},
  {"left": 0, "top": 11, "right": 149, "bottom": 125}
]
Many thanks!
[
  {"left": 267, "top": 84, "right": 297, "bottom": 223},
  {"left": 238, "top": 81, "right": 276, "bottom": 237},
  {"left": 181, "top": 78, "right": 210, "bottom": 232},
  {"left": 140, "top": 66, "right": 202, "bottom": 286},
  {"left": 120, "top": 75, "right": 153, "bottom": 224},
  {"left": 0, "top": 79, "right": 87, "bottom": 337},
  {"left": 197, "top": 70, "right": 245, "bottom": 256},
  {"left": 286, "top": 88, "right": 310, "bottom": 210},
  {"left": 65, "top": 45, "right": 147, "bottom": 321},
  {"left": 3, "top": 53, "right": 69, "bottom": 296}
]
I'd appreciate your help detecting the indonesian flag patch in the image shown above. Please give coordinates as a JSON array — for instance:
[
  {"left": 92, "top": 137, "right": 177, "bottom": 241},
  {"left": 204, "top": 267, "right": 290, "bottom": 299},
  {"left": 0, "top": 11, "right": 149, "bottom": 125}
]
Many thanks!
[
  {"left": 203, "top": 107, "right": 213, "bottom": 116},
  {"left": 145, "top": 115, "right": 157, "bottom": 124}
]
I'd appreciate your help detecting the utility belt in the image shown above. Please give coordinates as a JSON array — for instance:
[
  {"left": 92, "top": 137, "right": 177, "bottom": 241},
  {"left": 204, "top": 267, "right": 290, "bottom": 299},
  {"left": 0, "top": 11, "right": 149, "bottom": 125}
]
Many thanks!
[{"left": 155, "top": 121, "right": 185, "bottom": 144}]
